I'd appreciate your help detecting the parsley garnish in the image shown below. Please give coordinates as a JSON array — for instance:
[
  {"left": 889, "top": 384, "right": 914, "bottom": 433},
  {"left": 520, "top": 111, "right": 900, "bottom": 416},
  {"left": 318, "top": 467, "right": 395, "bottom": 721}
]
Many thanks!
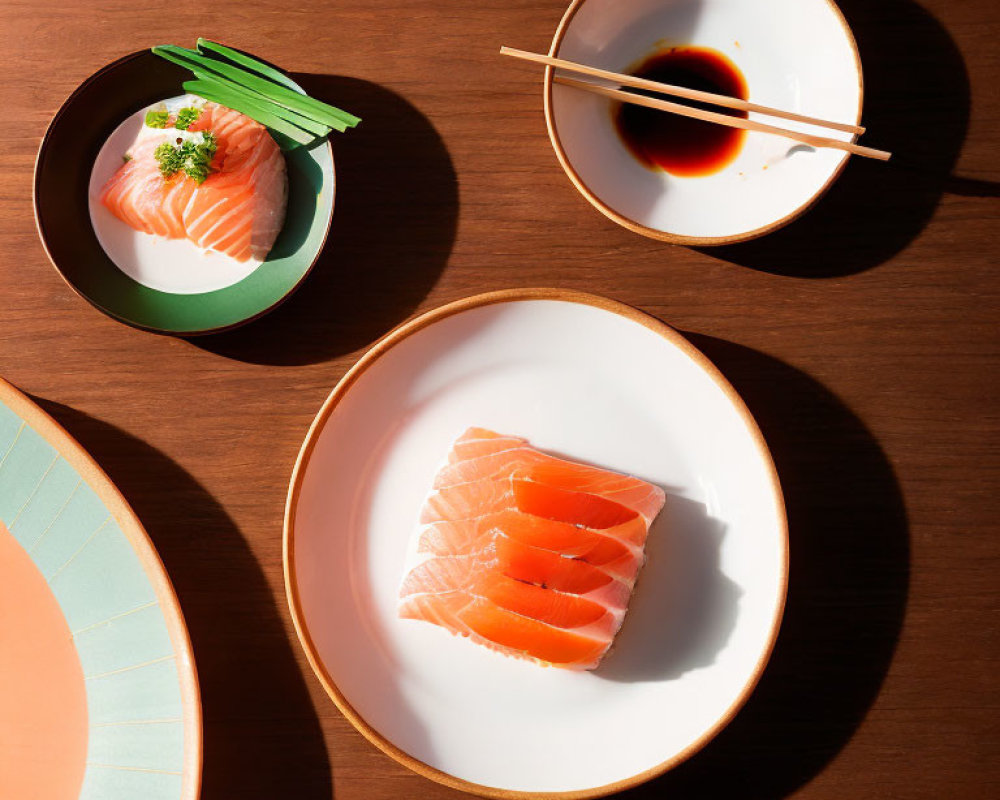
[
  {"left": 174, "top": 107, "right": 202, "bottom": 131},
  {"left": 122, "top": 153, "right": 132, "bottom": 163},
  {"left": 154, "top": 131, "right": 218, "bottom": 184},
  {"left": 145, "top": 110, "right": 170, "bottom": 128}
]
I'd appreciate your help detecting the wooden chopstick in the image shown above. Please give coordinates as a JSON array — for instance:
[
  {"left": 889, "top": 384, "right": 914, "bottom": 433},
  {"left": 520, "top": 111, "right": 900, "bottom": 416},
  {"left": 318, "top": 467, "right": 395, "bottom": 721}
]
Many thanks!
[
  {"left": 501, "top": 46, "right": 866, "bottom": 137},
  {"left": 553, "top": 76, "right": 892, "bottom": 162}
]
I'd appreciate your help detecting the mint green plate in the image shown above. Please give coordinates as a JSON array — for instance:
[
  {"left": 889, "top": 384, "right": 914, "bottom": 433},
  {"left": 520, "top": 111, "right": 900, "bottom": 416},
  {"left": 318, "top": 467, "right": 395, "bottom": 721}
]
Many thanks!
[
  {"left": 34, "top": 50, "right": 335, "bottom": 335},
  {"left": 0, "top": 377, "right": 201, "bottom": 799}
]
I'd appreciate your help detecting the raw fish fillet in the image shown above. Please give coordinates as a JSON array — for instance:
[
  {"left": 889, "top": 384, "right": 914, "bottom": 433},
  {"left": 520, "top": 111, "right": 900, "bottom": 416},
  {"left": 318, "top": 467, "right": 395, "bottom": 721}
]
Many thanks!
[
  {"left": 100, "top": 102, "right": 287, "bottom": 262},
  {"left": 399, "top": 428, "right": 665, "bottom": 670}
]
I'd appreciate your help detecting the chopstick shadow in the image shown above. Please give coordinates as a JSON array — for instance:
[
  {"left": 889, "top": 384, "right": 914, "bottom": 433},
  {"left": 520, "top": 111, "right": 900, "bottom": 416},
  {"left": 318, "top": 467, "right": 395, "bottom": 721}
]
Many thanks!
[
  {"left": 941, "top": 174, "right": 1000, "bottom": 198},
  {"left": 192, "top": 75, "right": 458, "bottom": 365},
  {"left": 34, "top": 399, "right": 335, "bottom": 800},
  {"left": 612, "top": 335, "right": 909, "bottom": 799},
  {"left": 700, "top": 0, "right": 974, "bottom": 276},
  {"left": 598, "top": 497, "right": 741, "bottom": 682}
]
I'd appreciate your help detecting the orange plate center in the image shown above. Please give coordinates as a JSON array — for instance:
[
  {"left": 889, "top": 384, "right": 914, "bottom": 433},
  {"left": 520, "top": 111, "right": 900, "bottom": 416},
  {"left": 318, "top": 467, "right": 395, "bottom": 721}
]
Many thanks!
[{"left": 0, "top": 523, "right": 88, "bottom": 799}]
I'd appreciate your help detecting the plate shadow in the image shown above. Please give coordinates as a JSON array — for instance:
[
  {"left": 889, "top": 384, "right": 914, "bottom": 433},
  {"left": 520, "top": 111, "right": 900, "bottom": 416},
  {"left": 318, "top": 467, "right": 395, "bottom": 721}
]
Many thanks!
[
  {"left": 192, "top": 75, "right": 458, "bottom": 365},
  {"left": 35, "top": 399, "right": 334, "bottom": 799},
  {"left": 699, "top": 0, "right": 974, "bottom": 276},
  {"left": 613, "top": 335, "right": 909, "bottom": 798},
  {"left": 599, "top": 496, "right": 740, "bottom": 682}
]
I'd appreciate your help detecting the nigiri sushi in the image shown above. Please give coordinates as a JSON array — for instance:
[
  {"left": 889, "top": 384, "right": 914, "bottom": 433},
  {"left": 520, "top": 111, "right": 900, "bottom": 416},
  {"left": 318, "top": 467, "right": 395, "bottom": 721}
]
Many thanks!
[
  {"left": 100, "top": 101, "right": 287, "bottom": 263},
  {"left": 399, "top": 428, "right": 666, "bottom": 670}
]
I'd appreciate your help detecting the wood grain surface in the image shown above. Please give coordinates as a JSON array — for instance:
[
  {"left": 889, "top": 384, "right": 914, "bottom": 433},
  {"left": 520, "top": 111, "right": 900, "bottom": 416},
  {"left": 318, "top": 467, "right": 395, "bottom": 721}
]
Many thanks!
[{"left": 2, "top": 1, "right": 997, "bottom": 798}]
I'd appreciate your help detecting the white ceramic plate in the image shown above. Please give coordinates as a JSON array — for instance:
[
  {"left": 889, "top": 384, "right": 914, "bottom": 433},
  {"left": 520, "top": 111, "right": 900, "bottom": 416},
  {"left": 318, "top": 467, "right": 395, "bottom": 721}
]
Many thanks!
[
  {"left": 285, "top": 290, "right": 787, "bottom": 798},
  {"left": 545, "top": 0, "right": 863, "bottom": 244}
]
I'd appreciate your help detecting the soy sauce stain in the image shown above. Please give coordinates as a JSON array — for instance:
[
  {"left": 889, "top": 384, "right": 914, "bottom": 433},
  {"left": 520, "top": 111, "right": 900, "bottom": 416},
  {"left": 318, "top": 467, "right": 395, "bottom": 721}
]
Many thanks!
[{"left": 615, "top": 46, "right": 749, "bottom": 178}]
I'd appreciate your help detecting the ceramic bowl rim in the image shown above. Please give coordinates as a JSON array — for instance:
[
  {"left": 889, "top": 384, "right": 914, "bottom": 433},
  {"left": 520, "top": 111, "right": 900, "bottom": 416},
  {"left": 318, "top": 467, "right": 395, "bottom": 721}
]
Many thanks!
[{"left": 542, "top": 0, "right": 865, "bottom": 246}]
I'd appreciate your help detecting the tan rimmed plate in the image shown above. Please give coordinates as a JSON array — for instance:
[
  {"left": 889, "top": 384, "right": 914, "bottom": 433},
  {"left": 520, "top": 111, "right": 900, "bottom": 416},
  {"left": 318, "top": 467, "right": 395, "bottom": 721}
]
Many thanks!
[
  {"left": 284, "top": 289, "right": 787, "bottom": 798},
  {"left": 0, "top": 377, "right": 201, "bottom": 800}
]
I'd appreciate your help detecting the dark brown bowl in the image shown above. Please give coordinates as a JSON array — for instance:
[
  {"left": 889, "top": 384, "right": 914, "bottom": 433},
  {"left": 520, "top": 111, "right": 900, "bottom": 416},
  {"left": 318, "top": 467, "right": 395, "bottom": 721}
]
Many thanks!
[{"left": 34, "top": 49, "right": 335, "bottom": 334}]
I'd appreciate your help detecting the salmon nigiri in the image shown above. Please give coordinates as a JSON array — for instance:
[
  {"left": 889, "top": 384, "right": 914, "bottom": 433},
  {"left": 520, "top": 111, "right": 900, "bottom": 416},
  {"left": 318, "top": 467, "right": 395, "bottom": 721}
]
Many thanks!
[
  {"left": 399, "top": 428, "right": 666, "bottom": 670},
  {"left": 100, "top": 101, "right": 287, "bottom": 262}
]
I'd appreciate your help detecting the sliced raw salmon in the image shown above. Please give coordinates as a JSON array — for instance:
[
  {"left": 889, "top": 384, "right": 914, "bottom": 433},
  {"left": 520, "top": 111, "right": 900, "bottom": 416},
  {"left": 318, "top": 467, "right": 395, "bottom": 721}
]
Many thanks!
[
  {"left": 399, "top": 593, "right": 610, "bottom": 670},
  {"left": 417, "top": 511, "right": 643, "bottom": 583},
  {"left": 399, "top": 428, "right": 665, "bottom": 670},
  {"left": 436, "top": 447, "right": 665, "bottom": 524},
  {"left": 447, "top": 427, "right": 526, "bottom": 463},
  {"left": 421, "top": 478, "right": 649, "bottom": 546},
  {"left": 405, "top": 546, "right": 632, "bottom": 615},
  {"left": 400, "top": 556, "right": 621, "bottom": 639},
  {"left": 100, "top": 102, "right": 287, "bottom": 262}
]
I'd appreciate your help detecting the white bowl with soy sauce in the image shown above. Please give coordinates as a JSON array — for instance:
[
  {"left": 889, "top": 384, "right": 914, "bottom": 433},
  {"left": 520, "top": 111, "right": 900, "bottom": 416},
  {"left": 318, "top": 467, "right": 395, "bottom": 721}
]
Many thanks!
[{"left": 543, "top": 0, "right": 864, "bottom": 244}]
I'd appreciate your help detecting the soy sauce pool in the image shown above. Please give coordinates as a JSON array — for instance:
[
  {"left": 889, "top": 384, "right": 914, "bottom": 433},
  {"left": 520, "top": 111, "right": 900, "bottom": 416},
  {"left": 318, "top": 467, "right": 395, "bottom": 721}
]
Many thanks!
[{"left": 614, "top": 46, "right": 749, "bottom": 178}]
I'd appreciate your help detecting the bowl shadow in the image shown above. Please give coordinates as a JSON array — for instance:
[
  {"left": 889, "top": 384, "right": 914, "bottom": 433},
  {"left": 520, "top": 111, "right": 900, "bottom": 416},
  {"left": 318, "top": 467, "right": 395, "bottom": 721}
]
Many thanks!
[
  {"left": 699, "top": 0, "right": 976, "bottom": 276},
  {"left": 613, "top": 334, "right": 909, "bottom": 798},
  {"left": 35, "top": 399, "right": 335, "bottom": 799},
  {"left": 598, "top": 496, "right": 740, "bottom": 683},
  {"left": 192, "top": 75, "right": 458, "bottom": 365}
]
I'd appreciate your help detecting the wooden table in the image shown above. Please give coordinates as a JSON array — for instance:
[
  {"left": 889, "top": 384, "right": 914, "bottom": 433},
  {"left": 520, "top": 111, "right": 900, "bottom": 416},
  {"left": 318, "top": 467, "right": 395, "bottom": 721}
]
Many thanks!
[{"left": 2, "top": 1, "right": 997, "bottom": 797}]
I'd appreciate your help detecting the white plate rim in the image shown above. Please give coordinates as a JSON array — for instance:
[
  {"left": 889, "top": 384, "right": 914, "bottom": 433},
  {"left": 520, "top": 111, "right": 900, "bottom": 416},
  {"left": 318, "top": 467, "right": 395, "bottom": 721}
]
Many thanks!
[
  {"left": 283, "top": 288, "right": 789, "bottom": 799},
  {"left": 542, "top": 0, "right": 864, "bottom": 246}
]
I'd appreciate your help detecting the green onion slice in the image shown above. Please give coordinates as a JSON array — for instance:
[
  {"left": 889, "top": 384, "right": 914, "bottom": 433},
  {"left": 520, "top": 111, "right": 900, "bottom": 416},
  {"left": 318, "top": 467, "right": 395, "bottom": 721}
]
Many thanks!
[
  {"left": 188, "top": 69, "right": 338, "bottom": 136},
  {"left": 196, "top": 38, "right": 302, "bottom": 93},
  {"left": 153, "top": 45, "right": 360, "bottom": 129},
  {"left": 182, "top": 79, "right": 316, "bottom": 147}
]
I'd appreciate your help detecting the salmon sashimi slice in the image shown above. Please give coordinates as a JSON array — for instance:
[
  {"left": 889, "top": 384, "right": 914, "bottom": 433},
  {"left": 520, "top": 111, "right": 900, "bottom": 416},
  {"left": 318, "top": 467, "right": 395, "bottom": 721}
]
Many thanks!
[
  {"left": 100, "top": 133, "right": 180, "bottom": 238},
  {"left": 100, "top": 101, "right": 287, "bottom": 262},
  {"left": 421, "top": 478, "right": 649, "bottom": 547},
  {"left": 436, "top": 445, "right": 665, "bottom": 525},
  {"left": 409, "top": 534, "right": 633, "bottom": 610},
  {"left": 399, "top": 593, "right": 609, "bottom": 669},
  {"left": 399, "top": 428, "right": 666, "bottom": 670},
  {"left": 447, "top": 427, "right": 526, "bottom": 464},
  {"left": 417, "top": 511, "right": 643, "bottom": 583},
  {"left": 487, "top": 535, "right": 632, "bottom": 604},
  {"left": 399, "top": 557, "right": 621, "bottom": 639}
]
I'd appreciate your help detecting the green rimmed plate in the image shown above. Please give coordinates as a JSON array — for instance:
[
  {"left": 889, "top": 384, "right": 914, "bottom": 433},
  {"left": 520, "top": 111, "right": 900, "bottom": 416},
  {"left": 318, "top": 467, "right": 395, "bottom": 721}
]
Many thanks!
[
  {"left": 0, "top": 377, "right": 201, "bottom": 799},
  {"left": 34, "top": 49, "right": 335, "bottom": 335}
]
